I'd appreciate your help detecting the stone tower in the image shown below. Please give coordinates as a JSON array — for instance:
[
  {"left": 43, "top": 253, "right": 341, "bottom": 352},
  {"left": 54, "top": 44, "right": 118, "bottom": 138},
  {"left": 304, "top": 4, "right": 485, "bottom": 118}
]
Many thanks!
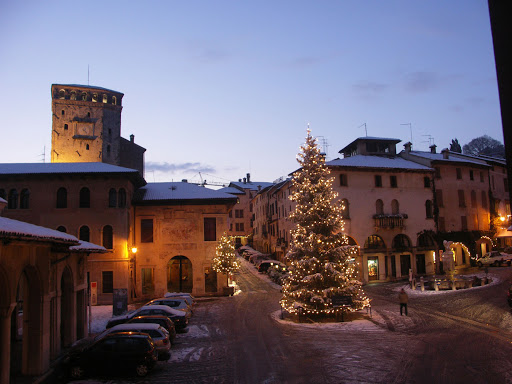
[{"left": 51, "top": 84, "right": 145, "bottom": 175}]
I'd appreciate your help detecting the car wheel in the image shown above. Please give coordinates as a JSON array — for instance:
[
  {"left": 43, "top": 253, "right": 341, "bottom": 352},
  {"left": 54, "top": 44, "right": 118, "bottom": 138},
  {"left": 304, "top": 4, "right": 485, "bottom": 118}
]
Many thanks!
[
  {"left": 70, "top": 365, "right": 85, "bottom": 379},
  {"left": 135, "top": 363, "right": 149, "bottom": 377}
]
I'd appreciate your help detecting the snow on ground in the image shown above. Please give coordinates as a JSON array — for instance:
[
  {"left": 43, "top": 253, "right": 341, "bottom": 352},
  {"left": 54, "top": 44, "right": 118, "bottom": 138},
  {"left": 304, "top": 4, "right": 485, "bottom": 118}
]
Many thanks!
[
  {"left": 394, "top": 272, "right": 501, "bottom": 296},
  {"left": 237, "top": 255, "right": 282, "bottom": 291},
  {"left": 89, "top": 304, "right": 137, "bottom": 334}
]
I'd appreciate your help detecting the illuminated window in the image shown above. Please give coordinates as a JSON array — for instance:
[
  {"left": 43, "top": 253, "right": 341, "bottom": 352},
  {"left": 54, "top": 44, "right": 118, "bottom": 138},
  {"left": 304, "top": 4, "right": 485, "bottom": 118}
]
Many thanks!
[
  {"left": 81, "top": 92, "right": 87, "bottom": 101},
  {"left": 112, "top": 96, "right": 117, "bottom": 105},
  {"left": 102, "top": 94, "right": 108, "bottom": 103},
  {"left": 59, "top": 89, "right": 65, "bottom": 99},
  {"left": 92, "top": 93, "right": 98, "bottom": 102},
  {"left": 70, "top": 91, "right": 76, "bottom": 100}
]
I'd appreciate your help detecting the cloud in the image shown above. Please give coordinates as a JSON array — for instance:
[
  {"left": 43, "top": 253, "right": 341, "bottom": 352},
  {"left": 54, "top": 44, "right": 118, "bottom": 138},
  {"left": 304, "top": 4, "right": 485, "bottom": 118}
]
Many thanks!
[
  {"left": 403, "top": 71, "right": 439, "bottom": 93},
  {"left": 183, "top": 40, "right": 231, "bottom": 64},
  {"left": 146, "top": 161, "right": 216, "bottom": 174},
  {"left": 352, "top": 81, "right": 389, "bottom": 99}
]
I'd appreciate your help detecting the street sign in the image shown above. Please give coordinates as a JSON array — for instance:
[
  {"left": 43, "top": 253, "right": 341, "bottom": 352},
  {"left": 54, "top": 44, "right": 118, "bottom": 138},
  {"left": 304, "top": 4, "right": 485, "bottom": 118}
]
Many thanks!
[{"left": 332, "top": 295, "right": 353, "bottom": 307}]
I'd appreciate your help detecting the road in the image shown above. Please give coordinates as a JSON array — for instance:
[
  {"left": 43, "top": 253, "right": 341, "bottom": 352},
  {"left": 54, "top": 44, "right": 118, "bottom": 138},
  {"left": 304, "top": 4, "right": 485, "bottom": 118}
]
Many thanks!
[{"left": 74, "top": 262, "right": 512, "bottom": 384}]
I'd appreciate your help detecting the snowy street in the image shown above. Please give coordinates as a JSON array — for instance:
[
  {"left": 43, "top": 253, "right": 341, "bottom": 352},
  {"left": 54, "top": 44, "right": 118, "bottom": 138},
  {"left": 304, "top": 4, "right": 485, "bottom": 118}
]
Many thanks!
[{"left": 74, "top": 259, "right": 512, "bottom": 384}]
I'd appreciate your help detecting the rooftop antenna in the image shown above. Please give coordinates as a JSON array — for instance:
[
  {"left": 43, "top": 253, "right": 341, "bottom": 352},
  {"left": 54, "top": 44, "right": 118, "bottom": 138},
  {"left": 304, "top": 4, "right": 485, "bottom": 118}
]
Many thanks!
[
  {"left": 317, "top": 136, "right": 330, "bottom": 158},
  {"left": 401, "top": 123, "right": 412, "bottom": 143},
  {"left": 358, "top": 123, "right": 367, "bottom": 136},
  {"left": 421, "top": 135, "right": 435, "bottom": 146},
  {"left": 39, "top": 146, "right": 46, "bottom": 163}
]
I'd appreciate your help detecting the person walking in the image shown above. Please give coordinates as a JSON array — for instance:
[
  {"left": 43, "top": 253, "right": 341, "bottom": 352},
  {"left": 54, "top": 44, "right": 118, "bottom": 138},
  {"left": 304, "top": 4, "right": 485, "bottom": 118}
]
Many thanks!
[{"left": 399, "top": 288, "right": 408, "bottom": 316}]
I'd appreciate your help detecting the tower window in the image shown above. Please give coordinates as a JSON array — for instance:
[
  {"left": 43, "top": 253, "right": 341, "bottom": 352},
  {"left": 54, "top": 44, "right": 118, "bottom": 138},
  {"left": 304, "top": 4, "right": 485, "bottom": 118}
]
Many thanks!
[
  {"left": 87, "top": 112, "right": 91, "bottom": 118},
  {"left": 81, "top": 92, "right": 87, "bottom": 101},
  {"left": 61, "top": 110, "right": 65, "bottom": 116},
  {"left": 64, "top": 124, "right": 68, "bottom": 130},
  {"left": 112, "top": 96, "right": 117, "bottom": 105},
  {"left": 59, "top": 89, "right": 65, "bottom": 99},
  {"left": 92, "top": 93, "right": 98, "bottom": 102},
  {"left": 107, "top": 145, "right": 111, "bottom": 157},
  {"left": 86, "top": 144, "right": 90, "bottom": 150},
  {"left": 102, "top": 94, "right": 108, "bottom": 103},
  {"left": 70, "top": 91, "right": 76, "bottom": 100}
]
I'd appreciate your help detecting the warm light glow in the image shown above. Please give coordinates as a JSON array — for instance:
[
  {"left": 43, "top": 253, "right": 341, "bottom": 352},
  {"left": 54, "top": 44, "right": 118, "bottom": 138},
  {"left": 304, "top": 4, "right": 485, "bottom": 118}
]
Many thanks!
[
  {"left": 500, "top": 216, "right": 506, "bottom": 222},
  {"left": 131, "top": 247, "right": 138, "bottom": 254}
]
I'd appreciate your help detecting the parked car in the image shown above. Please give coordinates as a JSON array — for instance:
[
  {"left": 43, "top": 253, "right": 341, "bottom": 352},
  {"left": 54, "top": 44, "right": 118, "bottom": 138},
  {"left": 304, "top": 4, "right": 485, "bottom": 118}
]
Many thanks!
[
  {"left": 102, "top": 323, "right": 171, "bottom": 360},
  {"left": 258, "top": 260, "right": 283, "bottom": 273},
  {"left": 476, "top": 251, "right": 512, "bottom": 267},
  {"left": 106, "top": 305, "right": 188, "bottom": 330},
  {"left": 67, "top": 332, "right": 158, "bottom": 379},
  {"left": 145, "top": 298, "right": 192, "bottom": 319},
  {"left": 164, "top": 292, "right": 196, "bottom": 306},
  {"left": 126, "top": 315, "right": 176, "bottom": 344}
]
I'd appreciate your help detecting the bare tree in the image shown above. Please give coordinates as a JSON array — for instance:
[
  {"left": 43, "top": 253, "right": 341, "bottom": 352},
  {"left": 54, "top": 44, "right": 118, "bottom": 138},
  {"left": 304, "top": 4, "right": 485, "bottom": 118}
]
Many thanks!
[{"left": 462, "top": 135, "right": 505, "bottom": 158}]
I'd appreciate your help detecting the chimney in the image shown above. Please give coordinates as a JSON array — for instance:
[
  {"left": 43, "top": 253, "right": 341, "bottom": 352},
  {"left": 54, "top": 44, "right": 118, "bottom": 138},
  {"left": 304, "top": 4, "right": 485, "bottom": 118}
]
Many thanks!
[
  {"left": 403, "top": 142, "right": 412, "bottom": 153},
  {"left": 182, "top": 179, "right": 188, "bottom": 183},
  {"left": 130, "top": 134, "right": 134, "bottom": 143},
  {"left": 441, "top": 148, "right": 449, "bottom": 159},
  {"left": 246, "top": 173, "right": 251, "bottom": 183},
  {"left": 430, "top": 144, "right": 437, "bottom": 154},
  {"left": 243, "top": 177, "right": 247, "bottom": 184}
]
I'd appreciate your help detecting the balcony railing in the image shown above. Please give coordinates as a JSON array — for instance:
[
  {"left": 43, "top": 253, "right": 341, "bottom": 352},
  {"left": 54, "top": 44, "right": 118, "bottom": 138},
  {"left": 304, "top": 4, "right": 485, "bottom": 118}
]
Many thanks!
[{"left": 373, "top": 214, "right": 407, "bottom": 229}]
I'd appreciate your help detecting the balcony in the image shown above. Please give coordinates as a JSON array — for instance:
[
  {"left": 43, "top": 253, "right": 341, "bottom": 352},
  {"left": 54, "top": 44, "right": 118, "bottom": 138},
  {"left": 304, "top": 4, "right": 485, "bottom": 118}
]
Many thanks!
[{"left": 373, "top": 214, "right": 408, "bottom": 230}]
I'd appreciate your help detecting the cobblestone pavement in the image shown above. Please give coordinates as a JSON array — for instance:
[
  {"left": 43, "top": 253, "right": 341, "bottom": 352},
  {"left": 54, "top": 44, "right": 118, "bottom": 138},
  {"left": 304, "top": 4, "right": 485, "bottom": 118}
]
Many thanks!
[{"left": 72, "top": 265, "right": 512, "bottom": 384}]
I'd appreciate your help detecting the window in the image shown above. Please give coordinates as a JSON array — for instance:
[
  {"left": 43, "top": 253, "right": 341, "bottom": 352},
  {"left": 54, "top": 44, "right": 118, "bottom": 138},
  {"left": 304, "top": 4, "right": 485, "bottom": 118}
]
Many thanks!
[
  {"left": 482, "top": 191, "right": 488, "bottom": 209},
  {"left": 8, "top": 189, "right": 18, "bottom": 209},
  {"left": 70, "top": 91, "right": 76, "bottom": 100},
  {"left": 79, "top": 226, "right": 90, "bottom": 242},
  {"left": 461, "top": 216, "right": 468, "bottom": 231},
  {"left": 235, "top": 223, "right": 245, "bottom": 231},
  {"left": 204, "top": 218, "right": 216, "bottom": 241},
  {"left": 438, "top": 217, "right": 446, "bottom": 232},
  {"left": 64, "top": 124, "right": 68, "bottom": 130},
  {"left": 390, "top": 175, "right": 398, "bottom": 188},
  {"left": 86, "top": 144, "right": 89, "bottom": 150},
  {"left": 458, "top": 190, "right": 466, "bottom": 207},
  {"left": 424, "top": 177, "right": 431, "bottom": 188},
  {"left": 102, "top": 271, "right": 113, "bottom": 294},
  {"left": 0, "top": 189, "right": 5, "bottom": 199},
  {"left": 59, "top": 89, "right": 65, "bottom": 99},
  {"left": 505, "top": 178, "right": 509, "bottom": 193},
  {"left": 56, "top": 187, "right": 67, "bottom": 208},
  {"left": 469, "top": 170, "right": 474, "bottom": 181},
  {"left": 471, "top": 190, "right": 477, "bottom": 208},
  {"left": 112, "top": 96, "right": 117, "bottom": 105},
  {"left": 81, "top": 92, "right": 87, "bottom": 101},
  {"left": 375, "top": 175, "right": 382, "bottom": 188},
  {"left": 435, "top": 167, "right": 441, "bottom": 179},
  {"left": 57, "top": 226, "right": 66, "bottom": 233},
  {"left": 436, "top": 189, "right": 444, "bottom": 208},
  {"left": 480, "top": 172, "right": 484, "bottom": 182},
  {"left": 456, "top": 168, "right": 462, "bottom": 180},
  {"left": 79, "top": 187, "right": 90, "bottom": 208},
  {"left": 140, "top": 219, "right": 154, "bottom": 243},
  {"left": 341, "top": 199, "right": 350, "bottom": 219},
  {"left": 109, "top": 188, "right": 117, "bottom": 208},
  {"left": 20, "top": 189, "right": 29, "bottom": 209},
  {"left": 142, "top": 268, "right": 154, "bottom": 295},
  {"left": 228, "top": 210, "right": 232, "bottom": 218},
  {"left": 235, "top": 209, "right": 244, "bottom": 218},
  {"left": 103, "top": 225, "right": 113, "bottom": 249},
  {"left": 107, "top": 145, "right": 111, "bottom": 157},
  {"left": 92, "top": 93, "right": 98, "bottom": 102},
  {"left": 118, "top": 188, "right": 126, "bottom": 208},
  {"left": 102, "top": 94, "right": 108, "bottom": 103},
  {"left": 507, "top": 200, "right": 511, "bottom": 216},
  {"left": 376, "top": 199, "right": 384, "bottom": 215},
  {"left": 425, "top": 200, "right": 433, "bottom": 218},
  {"left": 391, "top": 199, "right": 399, "bottom": 214},
  {"left": 61, "top": 110, "right": 65, "bottom": 116},
  {"left": 339, "top": 174, "right": 348, "bottom": 187},
  {"left": 87, "top": 112, "right": 91, "bottom": 118}
]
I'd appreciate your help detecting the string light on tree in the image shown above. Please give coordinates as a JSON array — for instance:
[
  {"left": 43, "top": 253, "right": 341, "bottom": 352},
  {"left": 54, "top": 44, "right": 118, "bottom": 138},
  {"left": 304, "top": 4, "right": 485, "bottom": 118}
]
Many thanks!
[
  {"left": 212, "top": 233, "right": 240, "bottom": 286},
  {"left": 280, "top": 128, "right": 369, "bottom": 317}
]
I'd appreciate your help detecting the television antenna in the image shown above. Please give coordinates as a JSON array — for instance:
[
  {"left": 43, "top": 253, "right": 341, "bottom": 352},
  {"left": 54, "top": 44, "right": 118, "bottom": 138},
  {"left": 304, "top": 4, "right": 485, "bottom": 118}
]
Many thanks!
[
  {"left": 401, "top": 123, "right": 412, "bottom": 143},
  {"left": 358, "top": 123, "right": 367, "bottom": 136}
]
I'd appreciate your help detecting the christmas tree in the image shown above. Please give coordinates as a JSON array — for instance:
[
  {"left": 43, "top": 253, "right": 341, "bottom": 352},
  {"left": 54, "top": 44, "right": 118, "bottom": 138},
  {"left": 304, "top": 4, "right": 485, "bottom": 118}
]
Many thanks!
[
  {"left": 280, "top": 128, "right": 369, "bottom": 316},
  {"left": 212, "top": 233, "right": 240, "bottom": 286}
]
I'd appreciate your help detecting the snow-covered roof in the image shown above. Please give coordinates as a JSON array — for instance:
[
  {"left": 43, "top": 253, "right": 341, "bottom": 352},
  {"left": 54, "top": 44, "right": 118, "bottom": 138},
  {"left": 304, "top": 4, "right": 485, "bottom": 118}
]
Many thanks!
[
  {"left": 0, "top": 217, "right": 78, "bottom": 244},
  {"left": 406, "top": 151, "right": 490, "bottom": 166},
  {"left": 0, "top": 197, "right": 6, "bottom": 204},
  {"left": 229, "top": 181, "right": 274, "bottom": 191},
  {"left": 353, "top": 136, "right": 401, "bottom": 142},
  {"left": 0, "top": 162, "right": 140, "bottom": 175},
  {"left": 217, "top": 186, "right": 245, "bottom": 195},
  {"left": 70, "top": 240, "right": 108, "bottom": 253},
  {"left": 134, "top": 182, "right": 238, "bottom": 203},
  {"left": 326, "top": 155, "right": 433, "bottom": 170}
]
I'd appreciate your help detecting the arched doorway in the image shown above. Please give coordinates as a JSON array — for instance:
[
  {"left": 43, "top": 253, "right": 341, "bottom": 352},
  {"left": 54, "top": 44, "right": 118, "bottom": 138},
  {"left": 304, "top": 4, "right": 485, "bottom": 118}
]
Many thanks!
[
  {"left": 364, "top": 235, "right": 386, "bottom": 281},
  {"left": 12, "top": 266, "right": 43, "bottom": 375},
  {"left": 167, "top": 256, "right": 193, "bottom": 293},
  {"left": 61, "top": 267, "right": 74, "bottom": 348}
]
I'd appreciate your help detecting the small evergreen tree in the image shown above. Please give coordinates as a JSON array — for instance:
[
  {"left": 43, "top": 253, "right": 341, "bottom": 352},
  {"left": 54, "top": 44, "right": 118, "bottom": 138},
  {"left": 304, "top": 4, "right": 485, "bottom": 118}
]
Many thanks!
[
  {"left": 280, "top": 129, "right": 369, "bottom": 317},
  {"left": 212, "top": 233, "right": 240, "bottom": 286}
]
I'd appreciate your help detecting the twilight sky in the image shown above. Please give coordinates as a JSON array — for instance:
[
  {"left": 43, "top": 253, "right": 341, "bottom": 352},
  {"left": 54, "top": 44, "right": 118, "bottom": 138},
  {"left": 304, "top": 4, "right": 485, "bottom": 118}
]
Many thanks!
[{"left": 0, "top": 1, "right": 503, "bottom": 185}]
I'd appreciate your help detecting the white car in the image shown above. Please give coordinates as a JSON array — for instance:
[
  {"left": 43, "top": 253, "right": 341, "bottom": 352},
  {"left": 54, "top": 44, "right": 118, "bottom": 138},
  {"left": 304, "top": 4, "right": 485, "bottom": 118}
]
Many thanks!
[{"left": 477, "top": 251, "right": 512, "bottom": 267}]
